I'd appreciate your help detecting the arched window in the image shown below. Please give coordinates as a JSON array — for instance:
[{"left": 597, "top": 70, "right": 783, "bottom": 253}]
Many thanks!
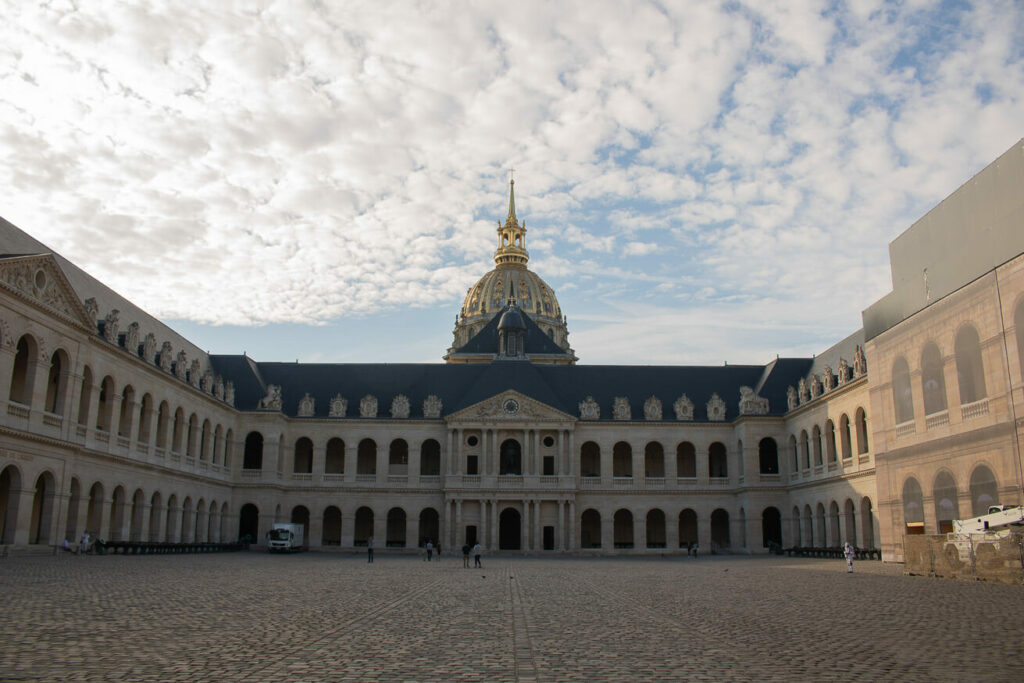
[
  {"left": 799, "top": 430, "right": 810, "bottom": 469},
  {"left": 612, "top": 442, "right": 632, "bottom": 477},
  {"left": 933, "top": 471, "right": 959, "bottom": 533},
  {"left": 646, "top": 509, "right": 666, "bottom": 548},
  {"left": 955, "top": 325, "right": 986, "bottom": 404},
  {"left": 325, "top": 438, "right": 345, "bottom": 474},
  {"left": 788, "top": 435, "right": 798, "bottom": 472},
  {"left": 613, "top": 509, "right": 633, "bottom": 548},
  {"left": 708, "top": 442, "right": 727, "bottom": 478},
  {"left": 186, "top": 413, "right": 199, "bottom": 457},
  {"left": 500, "top": 439, "right": 522, "bottom": 475},
  {"left": 676, "top": 442, "right": 696, "bottom": 477},
  {"left": 137, "top": 394, "right": 153, "bottom": 444},
  {"left": 580, "top": 442, "right": 600, "bottom": 477},
  {"left": 322, "top": 506, "right": 342, "bottom": 546},
  {"left": 762, "top": 507, "right": 782, "bottom": 548},
  {"left": 969, "top": 465, "right": 998, "bottom": 516},
  {"left": 354, "top": 506, "right": 374, "bottom": 545},
  {"left": 812, "top": 425, "right": 823, "bottom": 466},
  {"left": 294, "top": 437, "right": 313, "bottom": 473},
  {"left": 8, "top": 335, "right": 36, "bottom": 405},
  {"left": 581, "top": 509, "right": 601, "bottom": 548},
  {"left": 386, "top": 507, "right": 406, "bottom": 547},
  {"left": 117, "top": 385, "right": 135, "bottom": 437},
  {"left": 420, "top": 439, "right": 441, "bottom": 476},
  {"left": 389, "top": 439, "right": 409, "bottom": 475},
  {"left": 825, "top": 420, "right": 836, "bottom": 463},
  {"left": 644, "top": 442, "right": 664, "bottom": 477},
  {"left": 357, "top": 439, "right": 377, "bottom": 475},
  {"left": 243, "top": 431, "right": 264, "bottom": 470},
  {"left": 815, "top": 503, "right": 826, "bottom": 545},
  {"left": 678, "top": 509, "right": 698, "bottom": 548},
  {"left": 96, "top": 376, "right": 115, "bottom": 431},
  {"left": 892, "top": 356, "right": 914, "bottom": 424},
  {"left": 199, "top": 419, "right": 212, "bottom": 460},
  {"left": 171, "top": 408, "right": 185, "bottom": 453},
  {"left": 44, "top": 350, "right": 68, "bottom": 414},
  {"left": 758, "top": 437, "right": 778, "bottom": 474},
  {"left": 155, "top": 401, "right": 170, "bottom": 448},
  {"left": 76, "top": 366, "right": 93, "bottom": 426},
  {"left": 921, "top": 342, "right": 947, "bottom": 415},
  {"left": 839, "top": 414, "right": 852, "bottom": 459},
  {"left": 902, "top": 477, "right": 924, "bottom": 534},
  {"left": 855, "top": 407, "right": 869, "bottom": 454},
  {"left": 710, "top": 508, "right": 730, "bottom": 548}
]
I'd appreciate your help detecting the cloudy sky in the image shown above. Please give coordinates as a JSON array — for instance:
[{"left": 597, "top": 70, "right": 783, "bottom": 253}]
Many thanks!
[{"left": 1, "top": 1, "right": 1022, "bottom": 365}]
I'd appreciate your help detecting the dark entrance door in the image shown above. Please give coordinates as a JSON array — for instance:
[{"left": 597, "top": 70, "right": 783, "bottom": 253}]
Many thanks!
[
  {"left": 238, "top": 503, "right": 259, "bottom": 543},
  {"left": 499, "top": 508, "right": 521, "bottom": 549},
  {"left": 465, "top": 525, "right": 477, "bottom": 546},
  {"left": 543, "top": 526, "right": 554, "bottom": 550}
]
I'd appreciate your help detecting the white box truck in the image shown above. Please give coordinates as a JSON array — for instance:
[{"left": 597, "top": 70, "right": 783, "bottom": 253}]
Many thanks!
[{"left": 266, "top": 522, "right": 305, "bottom": 552}]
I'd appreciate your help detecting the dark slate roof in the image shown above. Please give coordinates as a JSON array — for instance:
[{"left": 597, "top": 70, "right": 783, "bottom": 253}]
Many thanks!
[
  {"left": 450, "top": 304, "right": 569, "bottom": 357},
  {"left": 212, "top": 355, "right": 813, "bottom": 421}
]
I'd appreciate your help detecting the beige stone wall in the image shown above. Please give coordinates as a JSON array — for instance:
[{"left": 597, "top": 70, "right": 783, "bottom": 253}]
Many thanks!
[
  {"left": 904, "top": 533, "right": 1024, "bottom": 585},
  {"left": 868, "top": 252, "right": 1024, "bottom": 562}
]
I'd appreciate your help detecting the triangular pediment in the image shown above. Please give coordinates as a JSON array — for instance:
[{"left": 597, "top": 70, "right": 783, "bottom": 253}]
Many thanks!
[
  {"left": 0, "top": 254, "right": 96, "bottom": 330},
  {"left": 446, "top": 389, "right": 574, "bottom": 423}
]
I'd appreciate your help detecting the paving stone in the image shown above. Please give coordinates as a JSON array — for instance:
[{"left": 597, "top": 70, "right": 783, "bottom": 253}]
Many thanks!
[{"left": 1, "top": 553, "right": 1022, "bottom": 681}]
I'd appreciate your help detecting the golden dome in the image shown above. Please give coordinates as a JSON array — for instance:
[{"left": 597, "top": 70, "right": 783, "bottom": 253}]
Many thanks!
[{"left": 447, "top": 179, "right": 573, "bottom": 357}]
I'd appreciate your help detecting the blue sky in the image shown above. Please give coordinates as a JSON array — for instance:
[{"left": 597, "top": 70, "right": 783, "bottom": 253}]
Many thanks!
[{"left": 1, "top": 0, "right": 1022, "bottom": 364}]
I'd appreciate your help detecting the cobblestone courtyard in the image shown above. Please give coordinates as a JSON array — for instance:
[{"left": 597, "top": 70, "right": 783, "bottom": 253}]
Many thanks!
[{"left": 2, "top": 552, "right": 1023, "bottom": 681}]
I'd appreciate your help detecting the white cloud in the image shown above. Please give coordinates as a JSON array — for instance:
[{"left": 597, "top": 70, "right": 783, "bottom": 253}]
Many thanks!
[{"left": 0, "top": 0, "right": 1022, "bottom": 362}]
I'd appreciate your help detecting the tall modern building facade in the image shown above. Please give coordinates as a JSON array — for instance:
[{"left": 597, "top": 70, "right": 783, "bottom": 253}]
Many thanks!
[{"left": 2, "top": 140, "right": 1023, "bottom": 561}]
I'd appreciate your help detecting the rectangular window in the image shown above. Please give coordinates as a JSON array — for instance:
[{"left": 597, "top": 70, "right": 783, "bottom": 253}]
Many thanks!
[
  {"left": 467, "top": 455, "right": 478, "bottom": 475},
  {"left": 543, "top": 456, "right": 555, "bottom": 475}
]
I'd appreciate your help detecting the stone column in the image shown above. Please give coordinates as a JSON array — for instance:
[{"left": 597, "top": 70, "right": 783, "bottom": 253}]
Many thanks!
[
  {"left": 535, "top": 499, "right": 543, "bottom": 550},
  {"left": 11, "top": 487, "right": 36, "bottom": 545},
  {"left": 373, "top": 512, "right": 387, "bottom": 548},
  {"left": 633, "top": 441, "right": 644, "bottom": 486},
  {"left": 155, "top": 502, "right": 168, "bottom": 542},
  {"left": 521, "top": 500, "right": 530, "bottom": 551},
  {"left": 0, "top": 345, "right": 17, "bottom": 412},
  {"left": 341, "top": 507, "right": 355, "bottom": 547},
  {"left": 409, "top": 443, "right": 421, "bottom": 486},
  {"left": 490, "top": 500, "right": 499, "bottom": 551},
  {"left": 666, "top": 511, "right": 679, "bottom": 552},
  {"left": 568, "top": 500, "right": 576, "bottom": 551},
  {"left": 445, "top": 429, "right": 454, "bottom": 476},
  {"left": 635, "top": 512, "right": 646, "bottom": 552},
  {"left": 567, "top": 431, "right": 575, "bottom": 478},
  {"left": 556, "top": 430, "right": 564, "bottom": 475},
  {"left": 406, "top": 512, "right": 418, "bottom": 549},
  {"left": 344, "top": 442, "right": 357, "bottom": 483},
  {"left": 376, "top": 440, "right": 387, "bottom": 485},
  {"left": 698, "top": 509, "right": 711, "bottom": 553},
  {"left": 666, "top": 443, "right": 678, "bottom": 481},
  {"left": 308, "top": 513, "right": 322, "bottom": 548},
  {"left": 70, "top": 491, "right": 89, "bottom": 544}
]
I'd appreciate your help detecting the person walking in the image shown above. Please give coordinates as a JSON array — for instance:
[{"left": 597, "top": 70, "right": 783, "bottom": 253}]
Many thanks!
[
  {"left": 844, "top": 542, "right": 855, "bottom": 573},
  {"left": 426, "top": 540, "right": 433, "bottom": 562},
  {"left": 472, "top": 542, "right": 482, "bottom": 568},
  {"left": 462, "top": 543, "right": 471, "bottom": 568},
  {"left": 367, "top": 537, "right": 374, "bottom": 563}
]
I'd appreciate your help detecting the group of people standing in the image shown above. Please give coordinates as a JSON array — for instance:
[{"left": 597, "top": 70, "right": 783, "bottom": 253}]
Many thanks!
[{"left": 364, "top": 538, "right": 482, "bottom": 567}]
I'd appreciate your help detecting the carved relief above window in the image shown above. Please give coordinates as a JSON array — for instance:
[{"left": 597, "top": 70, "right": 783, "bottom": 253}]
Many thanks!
[
  {"left": 854, "top": 344, "right": 867, "bottom": 376},
  {"left": 102, "top": 309, "right": 120, "bottom": 344},
  {"left": 391, "top": 394, "right": 410, "bottom": 419},
  {"left": 837, "top": 358, "right": 850, "bottom": 384},
  {"left": 259, "top": 385, "right": 282, "bottom": 410},
  {"left": 612, "top": 396, "right": 631, "bottom": 420},
  {"left": 706, "top": 393, "right": 726, "bottom": 421},
  {"left": 174, "top": 351, "right": 188, "bottom": 381},
  {"left": 423, "top": 394, "right": 442, "bottom": 419},
  {"left": 188, "top": 359, "right": 201, "bottom": 388},
  {"left": 360, "top": 394, "right": 378, "bottom": 418},
  {"left": 579, "top": 396, "right": 600, "bottom": 420},
  {"left": 158, "top": 342, "right": 173, "bottom": 372},
  {"left": 643, "top": 396, "right": 662, "bottom": 421},
  {"left": 142, "top": 333, "right": 157, "bottom": 363},
  {"left": 298, "top": 393, "right": 315, "bottom": 417},
  {"left": 738, "top": 386, "right": 769, "bottom": 416},
  {"left": 329, "top": 394, "right": 347, "bottom": 417},
  {"left": 787, "top": 386, "right": 798, "bottom": 410},
  {"left": 673, "top": 394, "right": 694, "bottom": 421},
  {"left": 123, "top": 322, "right": 140, "bottom": 354},
  {"left": 83, "top": 297, "right": 99, "bottom": 323}
]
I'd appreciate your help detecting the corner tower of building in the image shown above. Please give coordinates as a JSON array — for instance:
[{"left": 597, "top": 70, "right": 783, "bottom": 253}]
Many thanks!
[{"left": 447, "top": 180, "right": 574, "bottom": 360}]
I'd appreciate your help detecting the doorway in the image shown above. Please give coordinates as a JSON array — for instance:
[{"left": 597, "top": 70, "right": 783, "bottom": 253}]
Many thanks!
[{"left": 499, "top": 508, "right": 521, "bottom": 549}]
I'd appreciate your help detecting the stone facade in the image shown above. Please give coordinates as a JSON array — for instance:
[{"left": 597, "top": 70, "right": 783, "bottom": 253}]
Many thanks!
[{"left": 2, "top": 141, "right": 1023, "bottom": 560}]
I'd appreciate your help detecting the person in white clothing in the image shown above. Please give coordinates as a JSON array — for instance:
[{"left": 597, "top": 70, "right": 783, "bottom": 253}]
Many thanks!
[
  {"left": 472, "top": 542, "right": 482, "bottom": 568},
  {"left": 844, "top": 542, "right": 855, "bottom": 573}
]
